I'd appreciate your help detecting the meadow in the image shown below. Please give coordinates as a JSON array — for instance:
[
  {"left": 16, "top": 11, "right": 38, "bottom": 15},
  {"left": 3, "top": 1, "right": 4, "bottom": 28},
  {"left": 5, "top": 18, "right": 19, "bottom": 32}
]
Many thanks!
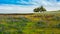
[{"left": 0, "top": 11, "right": 60, "bottom": 34}]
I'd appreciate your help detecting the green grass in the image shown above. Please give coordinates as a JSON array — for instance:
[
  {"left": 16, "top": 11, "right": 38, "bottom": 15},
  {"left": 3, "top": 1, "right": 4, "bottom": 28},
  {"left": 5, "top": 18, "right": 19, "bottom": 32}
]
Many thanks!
[{"left": 0, "top": 11, "right": 60, "bottom": 34}]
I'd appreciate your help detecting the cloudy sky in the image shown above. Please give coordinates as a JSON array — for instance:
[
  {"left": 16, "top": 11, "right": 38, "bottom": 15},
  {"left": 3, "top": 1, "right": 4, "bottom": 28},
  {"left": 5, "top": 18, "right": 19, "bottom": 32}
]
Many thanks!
[{"left": 0, "top": 0, "right": 60, "bottom": 13}]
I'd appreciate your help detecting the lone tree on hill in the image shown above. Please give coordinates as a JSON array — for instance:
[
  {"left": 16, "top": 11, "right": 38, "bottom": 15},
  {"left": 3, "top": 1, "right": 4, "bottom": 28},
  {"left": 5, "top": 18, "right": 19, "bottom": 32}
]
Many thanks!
[
  {"left": 33, "top": 6, "right": 46, "bottom": 13},
  {"left": 34, "top": 8, "right": 40, "bottom": 12}
]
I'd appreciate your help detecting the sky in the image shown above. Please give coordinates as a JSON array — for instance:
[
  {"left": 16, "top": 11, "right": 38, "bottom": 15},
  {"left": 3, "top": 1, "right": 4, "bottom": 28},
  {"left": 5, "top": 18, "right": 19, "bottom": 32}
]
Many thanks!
[{"left": 0, "top": 0, "right": 60, "bottom": 13}]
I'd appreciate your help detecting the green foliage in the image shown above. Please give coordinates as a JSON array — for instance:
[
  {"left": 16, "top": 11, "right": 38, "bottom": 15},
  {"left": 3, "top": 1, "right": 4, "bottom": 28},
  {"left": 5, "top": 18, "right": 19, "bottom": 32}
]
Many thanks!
[
  {"left": 34, "top": 21, "right": 47, "bottom": 29},
  {"left": 16, "top": 30, "right": 23, "bottom": 34},
  {"left": 3, "top": 32, "right": 11, "bottom": 34},
  {"left": 52, "top": 16, "right": 60, "bottom": 21},
  {"left": 33, "top": 6, "right": 46, "bottom": 12},
  {"left": 0, "top": 12, "right": 60, "bottom": 34},
  {"left": 55, "top": 24, "right": 60, "bottom": 29},
  {"left": 40, "top": 6, "right": 46, "bottom": 12},
  {"left": 34, "top": 8, "right": 40, "bottom": 12}
]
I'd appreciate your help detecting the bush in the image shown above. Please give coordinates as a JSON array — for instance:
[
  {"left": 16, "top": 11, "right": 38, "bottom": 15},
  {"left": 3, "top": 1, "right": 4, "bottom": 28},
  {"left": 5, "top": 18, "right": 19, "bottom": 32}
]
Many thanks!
[
  {"left": 55, "top": 24, "right": 60, "bottom": 29},
  {"left": 16, "top": 30, "right": 23, "bottom": 34},
  {"left": 52, "top": 16, "right": 60, "bottom": 21},
  {"left": 3, "top": 32, "right": 10, "bottom": 34},
  {"left": 34, "top": 21, "right": 47, "bottom": 29}
]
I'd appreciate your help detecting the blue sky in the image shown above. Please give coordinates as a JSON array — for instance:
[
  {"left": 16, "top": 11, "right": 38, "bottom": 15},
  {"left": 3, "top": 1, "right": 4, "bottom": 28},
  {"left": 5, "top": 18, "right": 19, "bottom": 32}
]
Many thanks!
[{"left": 0, "top": 0, "right": 60, "bottom": 13}]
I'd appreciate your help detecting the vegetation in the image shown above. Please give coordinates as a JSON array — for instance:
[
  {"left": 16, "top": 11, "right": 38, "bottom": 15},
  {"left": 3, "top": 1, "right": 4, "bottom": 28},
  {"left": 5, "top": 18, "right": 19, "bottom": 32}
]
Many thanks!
[
  {"left": 34, "top": 6, "right": 46, "bottom": 12},
  {"left": 0, "top": 11, "right": 60, "bottom": 34},
  {"left": 34, "top": 21, "right": 47, "bottom": 29}
]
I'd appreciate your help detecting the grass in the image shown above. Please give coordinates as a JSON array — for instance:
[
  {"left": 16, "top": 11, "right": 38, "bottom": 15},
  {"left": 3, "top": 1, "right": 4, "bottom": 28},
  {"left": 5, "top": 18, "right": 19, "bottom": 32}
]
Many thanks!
[{"left": 0, "top": 11, "right": 60, "bottom": 34}]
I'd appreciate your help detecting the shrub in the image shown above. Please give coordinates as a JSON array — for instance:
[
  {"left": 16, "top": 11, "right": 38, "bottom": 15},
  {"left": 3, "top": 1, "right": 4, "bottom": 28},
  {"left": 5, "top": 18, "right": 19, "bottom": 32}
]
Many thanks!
[
  {"left": 3, "top": 32, "right": 10, "bottom": 34},
  {"left": 34, "top": 21, "right": 47, "bottom": 29},
  {"left": 52, "top": 16, "right": 60, "bottom": 21},
  {"left": 55, "top": 24, "right": 60, "bottom": 29},
  {"left": 16, "top": 30, "right": 23, "bottom": 34}
]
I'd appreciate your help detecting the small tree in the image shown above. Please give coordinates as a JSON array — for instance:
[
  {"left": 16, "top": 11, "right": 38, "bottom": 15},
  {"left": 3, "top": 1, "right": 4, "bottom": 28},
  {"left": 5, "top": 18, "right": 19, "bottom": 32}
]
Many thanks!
[
  {"left": 34, "top": 8, "right": 40, "bottom": 12},
  {"left": 39, "top": 6, "right": 46, "bottom": 12},
  {"left": 34, "top": 6, "right": 46, "bottom": 13}
]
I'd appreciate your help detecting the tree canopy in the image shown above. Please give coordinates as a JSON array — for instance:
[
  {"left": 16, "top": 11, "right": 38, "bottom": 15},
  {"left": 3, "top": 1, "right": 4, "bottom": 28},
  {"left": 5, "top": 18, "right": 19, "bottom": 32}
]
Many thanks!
[{"left": 33, "top": 6, "right": 46, "bottom": 12}]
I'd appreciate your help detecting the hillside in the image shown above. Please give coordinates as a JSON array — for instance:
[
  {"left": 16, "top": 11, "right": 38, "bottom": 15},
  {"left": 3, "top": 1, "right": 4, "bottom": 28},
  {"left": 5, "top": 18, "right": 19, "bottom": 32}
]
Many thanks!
[{"left": 0, "top": 11, "right": 60, "bottom": 34}]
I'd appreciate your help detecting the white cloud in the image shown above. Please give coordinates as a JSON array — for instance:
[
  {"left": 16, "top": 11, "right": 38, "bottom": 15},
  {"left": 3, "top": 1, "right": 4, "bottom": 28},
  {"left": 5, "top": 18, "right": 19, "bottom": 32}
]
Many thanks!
[
  {"left": 0, "top": 5, "right": 37, "bottom": 13},
  {"left": 0, "top": 0, "right": 60, "bottom": 13},
  {"left": 31, "top": 0, "right": 60, "bottom": 11}
]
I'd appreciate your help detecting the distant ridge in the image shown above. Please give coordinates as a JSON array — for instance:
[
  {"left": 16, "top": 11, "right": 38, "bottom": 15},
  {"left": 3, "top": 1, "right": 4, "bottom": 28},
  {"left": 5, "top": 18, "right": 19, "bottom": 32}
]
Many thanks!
[
  {"left": 0, "top": 11, "right": 60, "bottom": 15},
  {"left": 0, "top": 13, "right": 33, "bottom": 15}
]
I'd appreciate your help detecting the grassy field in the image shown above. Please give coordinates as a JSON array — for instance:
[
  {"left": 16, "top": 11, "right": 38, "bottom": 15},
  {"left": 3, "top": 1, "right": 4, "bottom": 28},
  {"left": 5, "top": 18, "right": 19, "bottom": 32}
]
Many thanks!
[{"left": 0, "top": 11, "right": 60, "bottom": 34}]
